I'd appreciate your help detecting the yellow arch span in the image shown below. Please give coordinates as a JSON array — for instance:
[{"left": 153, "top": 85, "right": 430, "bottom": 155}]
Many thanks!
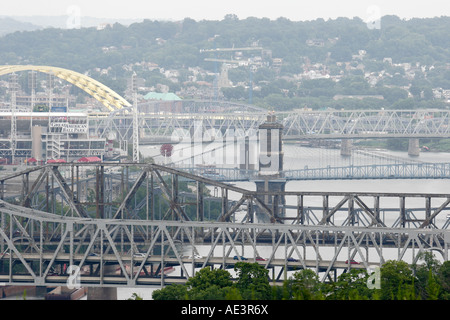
[{"left": 0, "top": 65, "right": 131, "bottom": 112}]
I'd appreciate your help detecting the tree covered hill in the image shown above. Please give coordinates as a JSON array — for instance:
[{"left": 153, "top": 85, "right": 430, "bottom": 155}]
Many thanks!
[
  {"left": 0, "top": 17, "right": 41, "bottom": 36},
  {"left": 0, "top": 15, "right": 449, "bottom": 73},
  {"left": 1, "top": 15, "right": 450, "bottom": 112}
]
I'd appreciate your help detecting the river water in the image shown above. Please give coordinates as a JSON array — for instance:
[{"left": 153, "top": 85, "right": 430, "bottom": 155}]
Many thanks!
[{"left": 141, "top": 141, "right": 450, "bottom": 195}]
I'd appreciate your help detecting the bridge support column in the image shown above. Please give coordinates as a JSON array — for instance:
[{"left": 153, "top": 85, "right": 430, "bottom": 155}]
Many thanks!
[
  {"left": 87, "top": 287, "right": 117, "bottom": 300},
  {"left": 87, "top": 265, "right": 117, "bottom": 300},
  {"left": 340, "top": 139, "right": 352, "bottom": 157},
  {"left": 408, "top": 138, "right": 420, "bottom": 157},
  {"left": 255, "top": 114, "right": 286, "bottom": 223}
]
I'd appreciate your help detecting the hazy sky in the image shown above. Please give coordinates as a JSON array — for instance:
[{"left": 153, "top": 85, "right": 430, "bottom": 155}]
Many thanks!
[{"left": 3, "top": 0, "right": 450, "bottom": 21}]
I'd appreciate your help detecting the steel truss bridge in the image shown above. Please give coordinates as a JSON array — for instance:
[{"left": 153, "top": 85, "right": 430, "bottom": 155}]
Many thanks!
[
  {"left": 177, "top": 162, "right": 450, "bottom": 182},
  {"left": 90, "top": 106, "right": 450, "bottom": 143},
  {"left": 0, "top": 163, "right": 449, "bottom": 287}
]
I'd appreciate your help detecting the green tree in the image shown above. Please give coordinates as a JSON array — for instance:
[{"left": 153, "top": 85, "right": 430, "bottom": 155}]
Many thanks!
[
  {"left": 327, "top": 269, "right": 372, "bottom": 300},
  {"left": 221, "top": 86, "right": 247, "bottom": 100},
  {"left": 152, "top": 284, "right": 188, "bottom": 300},
  {"left": 186, "top": 267, "right": 233, "bottom": 291},
  {"left": 437, "top": 261, "right": 450, "bottom": 300},
  {"left": 234, "top": 262, "right": 271, "bottom": 300},
  {"left": 380, "top": 260, "right": 416, "bottom": 300},
  {"left": 289, "top": 269, "right": 325, "bottom": 300},
  {"left": 185, "top": 267, "right": 233, "bottom": 299},
  {"left": 425, "top": 269, "right": 441, "bottom": 300},
  {"left": 413, "top": 251, "right": 442, "bottom": 300}
]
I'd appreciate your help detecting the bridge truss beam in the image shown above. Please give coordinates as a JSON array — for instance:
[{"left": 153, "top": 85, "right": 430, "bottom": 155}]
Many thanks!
[
  {"left": 281, "top": 109, "right": 450, "bottom": 139},
  {"left": 0, "top": 163, "right": 449, "bottom": 288},
  {"left": 0, "top": 203, "right": 448, "bottom": 287},
  {"left": 89, "top": 109, "right": 450, "bottom": 146},
  {"left": 1, "top": 163, "right": 450, "bottom": 229}
]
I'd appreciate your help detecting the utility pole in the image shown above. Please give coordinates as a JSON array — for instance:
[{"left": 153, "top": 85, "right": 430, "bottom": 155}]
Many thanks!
[
  {"left": 48, "top": 73, "right": 53, "bottom": 111},
  {"left": 131, "top": 73, "right": 139, "bottom": 163},
  {"left": 28, "top": 71, "right": 36, "bottom": 134},
  {"left": 9, "top": 73, "right": 18, "bottom": 165}
]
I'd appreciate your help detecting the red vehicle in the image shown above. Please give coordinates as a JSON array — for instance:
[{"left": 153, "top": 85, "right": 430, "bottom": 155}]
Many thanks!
[{"left": 345, "top": 259, "right": 360, "bottom": 264}]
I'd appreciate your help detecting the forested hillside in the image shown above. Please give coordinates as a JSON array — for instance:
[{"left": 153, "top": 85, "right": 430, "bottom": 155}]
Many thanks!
[
  {"left": 1, "top": 15, "right": 449, "bottom": 70},
  {"left": 0, "top": 15, "right": 449, "bottom": 110}
]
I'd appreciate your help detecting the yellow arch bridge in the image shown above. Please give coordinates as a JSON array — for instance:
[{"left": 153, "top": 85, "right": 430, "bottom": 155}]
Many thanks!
[{"left": 0, "top": 65, "right": 131, "bottom": 112}]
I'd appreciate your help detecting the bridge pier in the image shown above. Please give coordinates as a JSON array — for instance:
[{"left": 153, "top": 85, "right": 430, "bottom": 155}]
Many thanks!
[
  {"left": 340, "top": 139, "right": 352, "bottom": 157},
  {"left": 255, "top": 114, "right": 286, "bottom": 223},
  {"left": 408, "top": 138, "right": 420, "bottom": 157},
  {"left": 86, "top": 265, "right": 118, "bottom": 300},
  {"left": 87, "top": 287, "right": 117, "bottom": 300}
]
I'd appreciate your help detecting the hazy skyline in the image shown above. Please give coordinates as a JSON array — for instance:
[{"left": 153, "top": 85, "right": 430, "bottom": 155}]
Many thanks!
[{"left": 3, "top": 0, "right": 450, "bottom": 22}]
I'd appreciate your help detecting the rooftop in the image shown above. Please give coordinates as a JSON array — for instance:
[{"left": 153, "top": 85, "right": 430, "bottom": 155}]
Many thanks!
[{"left": 143, "top": 92, "right": 181, "bottom": 101}]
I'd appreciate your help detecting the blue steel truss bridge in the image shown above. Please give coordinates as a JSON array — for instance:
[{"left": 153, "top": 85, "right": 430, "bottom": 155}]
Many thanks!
[
  {"left": 0, "top": 163, "right": 448, "bottom": 288},
  {"left": 176, "top": 162, "right": 450, "bottom": 182}
]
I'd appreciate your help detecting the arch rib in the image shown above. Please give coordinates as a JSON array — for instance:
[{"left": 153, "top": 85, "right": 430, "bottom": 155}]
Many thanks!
[{"left": 0, "top": 65, "right": 131, "bottom": 112}]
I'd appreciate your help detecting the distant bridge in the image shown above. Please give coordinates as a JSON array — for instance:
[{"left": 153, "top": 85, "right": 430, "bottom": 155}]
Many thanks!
[
  {"left": 89, "top": 107, "right": 450, "bottom": 144},
  {"left": 176, "top": 162, "right": 450, "bottom": 182}
]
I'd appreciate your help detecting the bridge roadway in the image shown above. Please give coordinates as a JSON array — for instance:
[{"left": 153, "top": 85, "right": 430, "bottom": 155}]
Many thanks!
[
  {"left": 0, "top": 252, "right": 372, "bottom": 286},
  {"left": 0, "top": 216, "right": 447, "bottom": 287}
]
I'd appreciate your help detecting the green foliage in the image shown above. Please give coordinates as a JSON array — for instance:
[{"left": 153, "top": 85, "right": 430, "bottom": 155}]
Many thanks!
[
  {"left": 437, "top": 261, "right": 450, "bottom": 300},
  {"left": 127, "top": 292, "right": 143, "bottom": 300},
  {"left": 326, "top": 269, "right": 373, "bottom": 300},
  {"left": 1, "top": 15, "right": 449, "bottom": 112},
  {"left": 288, "top": 269, "right": 325, "bottom": 300},
  {"left": 152, "top": 284, "right": 188, "bottom": 300},
  {"left": 186, "top": 267, "right": 233, "bottom": 300},
  {"left": 413, "top": 252, "right": 443, "bottom": 300},
  {"left": 379, "top": 260, "right": 415, "bottom": 300},
  {"left": 234, "top": 262, "right": 272, "bottom": 300},
  {"left": 151, "top": 253, "right": 449, "bottom": 301}
]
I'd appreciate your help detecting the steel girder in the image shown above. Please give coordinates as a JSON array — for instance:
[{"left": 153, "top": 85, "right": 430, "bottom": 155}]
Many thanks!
[
  {"left": 281, "top": 109, "right": 450, "bottom": 139},
  {"left": 0, "top": 163, "right": 449, "bottom": 288},
  {"left": 0, "top": 204, "right": 448, "bottom": 287},
  {"left": 1, "top": 163, "right": 450, "bottom": 229},
  {"left": 87, "top": 109, "right": 450, "bottom": 151},
  {"left": 91, "top": 109, "right": 450, "bottom": 142}
]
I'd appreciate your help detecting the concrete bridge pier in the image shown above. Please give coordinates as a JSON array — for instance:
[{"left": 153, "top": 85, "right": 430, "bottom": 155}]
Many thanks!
[
  {"left": 87, "top": 287, "right": 117, "bottom": 300},
  {"left": 408, "top": 138, "right": 420, "bottom": 157},
  {"left": 340, "top": 139, "right": 352, "bottom": 157},
  {"left": 87, "top": 265, "right": 118, "bottom": 300},
  {"left": 255, "top": 114, "right": 286, "bottom": 223}
]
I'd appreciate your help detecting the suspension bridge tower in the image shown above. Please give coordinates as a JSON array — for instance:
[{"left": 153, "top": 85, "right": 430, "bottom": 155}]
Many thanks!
[{"left": 254, "top": 113, "right": 286, "bottom": 223}]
